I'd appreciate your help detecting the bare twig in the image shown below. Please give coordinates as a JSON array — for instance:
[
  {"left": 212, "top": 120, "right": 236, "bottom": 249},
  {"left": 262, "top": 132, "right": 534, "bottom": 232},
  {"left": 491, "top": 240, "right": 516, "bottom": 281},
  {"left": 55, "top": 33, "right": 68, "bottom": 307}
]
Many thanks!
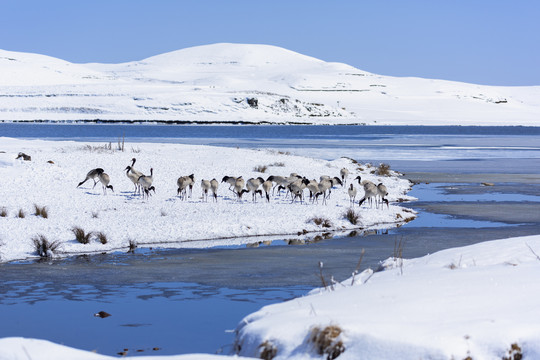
[
  {"left": 351, "top": 248, "right": 366, "bottom": 286},
  {"left": 526, "top": 243, "right": 540, "bottom": 261}
]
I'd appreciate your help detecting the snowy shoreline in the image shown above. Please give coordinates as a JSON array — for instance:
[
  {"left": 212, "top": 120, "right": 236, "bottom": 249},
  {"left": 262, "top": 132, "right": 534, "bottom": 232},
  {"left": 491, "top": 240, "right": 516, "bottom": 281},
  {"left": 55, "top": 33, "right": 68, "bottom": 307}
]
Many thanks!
[
  {"left": 0, "top": 137, "right": 415, "bottom": 263},
  {"left": 3, "top": 234, "right": 540, "bottom": 359},
  {"left": 3, "top": 119, "right": 540, "bottom": 127}
]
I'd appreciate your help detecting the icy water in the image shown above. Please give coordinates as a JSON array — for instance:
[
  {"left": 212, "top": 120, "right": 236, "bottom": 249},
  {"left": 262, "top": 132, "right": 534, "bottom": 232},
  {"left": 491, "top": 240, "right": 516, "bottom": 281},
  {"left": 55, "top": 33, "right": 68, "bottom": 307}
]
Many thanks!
[
  {"left": 1, "top": 124, "right": 540, "bottom": 356},
  {"left": 2, "top": 123, "right": 540, "bottom": 173}
]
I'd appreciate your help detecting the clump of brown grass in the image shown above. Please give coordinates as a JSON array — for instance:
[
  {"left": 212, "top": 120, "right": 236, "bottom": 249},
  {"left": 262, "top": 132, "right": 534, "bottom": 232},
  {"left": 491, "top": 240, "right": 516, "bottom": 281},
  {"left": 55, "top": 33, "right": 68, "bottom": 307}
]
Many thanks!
[
  {"left": 376, "top": 163, "right": 391, "bottom": 176},
  {"left": 253, "top": 165, "right": 268, "bottom": 173},
  {"left": 309, "top": 325, "right": 345, "bottom": 360},
  {"left": 32, "top": 234, "right": 61, "bottom": 258},
  {"left": 502, "top": 343, "right": 523, "bottom": 360},
  {"left": 95, "top": 231, "right": 108, "bottom": 245},
  {"left": 258, "top": 340, "right": 278, "bottom": 360},
  {"left": 72, "top": 226, "right": 92, "bottom": 244},
  {"left": 34, "top": 204, "right": 48, "bottom": 218},
  {"left": 310, "top": 217, "right": 333, "bottom": 228},
  {"left": 344, "top": 208, "right": 359, "bottom": 225},
  {"left": 0, "top": 207, "right": 7, "bottom": 217},
  {"left": 16, "top": 209, "right": 25, "bottom": 218},
  {"left": 128, "top": 239, "right": 137, "bottom": 253}
]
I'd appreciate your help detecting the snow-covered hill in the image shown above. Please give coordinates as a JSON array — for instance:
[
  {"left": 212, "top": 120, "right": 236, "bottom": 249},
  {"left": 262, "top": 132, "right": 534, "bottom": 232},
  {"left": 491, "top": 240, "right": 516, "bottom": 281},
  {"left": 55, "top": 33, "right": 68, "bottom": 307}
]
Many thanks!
[{"left": 1, "top": 43, "right": 539, "bottom": 125}]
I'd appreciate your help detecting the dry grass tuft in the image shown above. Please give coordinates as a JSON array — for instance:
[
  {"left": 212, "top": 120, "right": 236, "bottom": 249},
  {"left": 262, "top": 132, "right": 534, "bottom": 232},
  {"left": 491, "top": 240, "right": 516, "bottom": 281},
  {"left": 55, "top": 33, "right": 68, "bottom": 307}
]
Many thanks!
[
  {"left": 376, "top": 163, "right": 391, "bottom": 176},
  {"left": 128, "top": 239, "right": 137, "bottom": 253},
  {"left": 502, "top": 343, "right": 523, "bottom": 360},
  {"left": 344, "top": 208, "right": 359, "bottom": 225},
  {"left": 32, "top": 234, "right": 61, "bottom": 258},
  {"left": 258, "top": 340, "right": 278, "bottom": 360},
  {"left": 253, "top": 165, "right": 268, "bottom": 173},
  {"left": 309, "top": 325, "right": 345, "bottom": 360},
  {"left": 95, "top": 231, "right": 108, "bottom": 245},
  {"left": 17, "top": 209, "right": 25, "bottom": 218},
  {"left": 310, "top": 217, "right": 333, "bottom": 228},
  {"left": 72, "top": 226, "right": 92, "bottom": 244},
  {"left": 34, "top": 204, "right": 48, "bottom": 218},
  {"left": 0, "top": 207, "right": 7, "bottom": 217}
]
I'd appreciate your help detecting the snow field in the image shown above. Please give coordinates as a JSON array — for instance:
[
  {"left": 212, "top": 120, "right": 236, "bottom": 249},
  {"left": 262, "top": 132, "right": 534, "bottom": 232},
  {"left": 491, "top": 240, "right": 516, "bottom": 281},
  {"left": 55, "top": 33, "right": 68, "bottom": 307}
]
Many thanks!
[{"left": 1, "top": 43, "right": 539, "bottom": 125}]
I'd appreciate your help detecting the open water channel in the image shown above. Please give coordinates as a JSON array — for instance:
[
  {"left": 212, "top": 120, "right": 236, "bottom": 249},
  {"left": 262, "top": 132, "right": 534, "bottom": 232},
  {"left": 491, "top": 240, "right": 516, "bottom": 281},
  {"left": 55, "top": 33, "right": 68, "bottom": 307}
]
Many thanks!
[{"left": 1, "top": 124, "right": 540, "bottom": 356}]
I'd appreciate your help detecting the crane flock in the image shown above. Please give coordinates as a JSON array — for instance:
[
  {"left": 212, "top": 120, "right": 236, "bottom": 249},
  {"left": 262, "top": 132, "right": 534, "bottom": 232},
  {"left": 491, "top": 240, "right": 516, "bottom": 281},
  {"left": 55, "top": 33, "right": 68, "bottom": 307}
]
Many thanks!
[{"left": 77, "top": 160, "right": 390, "bottom": 209}]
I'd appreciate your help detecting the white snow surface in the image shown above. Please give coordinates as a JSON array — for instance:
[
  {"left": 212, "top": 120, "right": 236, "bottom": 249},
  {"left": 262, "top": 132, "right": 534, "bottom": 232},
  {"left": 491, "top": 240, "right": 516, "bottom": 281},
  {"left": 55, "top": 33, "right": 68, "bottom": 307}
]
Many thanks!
[
  {"left": 3, "top": 235, "right": 540, "bottom": 359},
  {"left": 1, "top": 43, "right": 539, "bottom": 125},
  {"left": 234, "top": 234, "right": 540, "bottom": 360},
  {"left": 0, "top": 337, "right": 249, "bottom": 360},
  {"left": 0, "top": 137, "right": 414, "bottom": 263}
]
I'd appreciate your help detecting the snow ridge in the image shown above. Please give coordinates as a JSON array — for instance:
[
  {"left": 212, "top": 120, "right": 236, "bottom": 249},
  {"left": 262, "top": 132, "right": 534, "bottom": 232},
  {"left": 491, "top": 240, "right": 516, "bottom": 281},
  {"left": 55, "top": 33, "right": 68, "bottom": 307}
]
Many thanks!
[{"left": 1, "top": 43, "right": 539, "bottom": 125}]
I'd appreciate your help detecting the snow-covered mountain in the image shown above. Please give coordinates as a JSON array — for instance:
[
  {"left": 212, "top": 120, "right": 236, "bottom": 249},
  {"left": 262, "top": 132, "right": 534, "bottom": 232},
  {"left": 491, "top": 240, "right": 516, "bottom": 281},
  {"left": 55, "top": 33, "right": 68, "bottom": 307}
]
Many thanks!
[{"left": 1, "top": 43, "right": 539, "bottom": 125}]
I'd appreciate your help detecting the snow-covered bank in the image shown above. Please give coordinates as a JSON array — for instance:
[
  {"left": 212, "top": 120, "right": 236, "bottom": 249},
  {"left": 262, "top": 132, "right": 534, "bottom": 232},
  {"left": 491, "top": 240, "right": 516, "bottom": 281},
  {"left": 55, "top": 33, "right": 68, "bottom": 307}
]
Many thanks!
[
  {"left": 0, "top": 337, "right": 246, "bottom": 360},
  {"left": 1, "top": 43, "right": 539, "bottom": 125},
  {"left": 0, "top": 137, "right": 414, "bottom": 263},
  {"left": 234, "top": 234, "right": 540, "bottom": 359},
  {"left": 3, "top": 234, "right": 540, "bottom": 359}
]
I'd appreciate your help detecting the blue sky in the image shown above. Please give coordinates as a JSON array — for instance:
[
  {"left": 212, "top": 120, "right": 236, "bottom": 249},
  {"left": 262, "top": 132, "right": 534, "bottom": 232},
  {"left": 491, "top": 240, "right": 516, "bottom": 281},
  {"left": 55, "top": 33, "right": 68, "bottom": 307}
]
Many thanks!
[{"left": 1, "top": 0, "right": 539, "bottom": 86}]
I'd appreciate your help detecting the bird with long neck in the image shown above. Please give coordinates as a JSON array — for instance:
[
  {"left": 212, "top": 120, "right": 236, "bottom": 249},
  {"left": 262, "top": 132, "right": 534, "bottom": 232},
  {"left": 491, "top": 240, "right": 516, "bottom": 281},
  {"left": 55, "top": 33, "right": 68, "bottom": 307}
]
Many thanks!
[
  {"left": 98, "top": 172, "right": 114, "bottom": 195},
  {"left": 77, "top": 168, "right": 104, "bottom": 188},
  {"left": 125, "top": 158, "right": 143, "bottom": 194},
  {"left": 138, "top": 168, "right": 154, "bottom": 199}
]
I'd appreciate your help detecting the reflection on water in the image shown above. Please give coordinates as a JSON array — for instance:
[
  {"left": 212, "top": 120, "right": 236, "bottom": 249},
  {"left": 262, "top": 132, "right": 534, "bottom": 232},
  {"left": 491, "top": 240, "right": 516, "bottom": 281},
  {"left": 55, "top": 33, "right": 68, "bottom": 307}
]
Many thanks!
[{"left": 0, "top": 280, "right": 311, "bottom": 356}]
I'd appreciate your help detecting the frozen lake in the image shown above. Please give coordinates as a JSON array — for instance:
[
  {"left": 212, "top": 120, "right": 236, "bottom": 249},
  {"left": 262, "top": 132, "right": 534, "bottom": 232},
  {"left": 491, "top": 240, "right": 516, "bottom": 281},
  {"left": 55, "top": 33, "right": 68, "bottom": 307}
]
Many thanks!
[
  {"left": 2, "top": 123, "right": 540, "bottom": 173},
  {"left": 1, "top": 123, "right": 540, "bottom": 356}
]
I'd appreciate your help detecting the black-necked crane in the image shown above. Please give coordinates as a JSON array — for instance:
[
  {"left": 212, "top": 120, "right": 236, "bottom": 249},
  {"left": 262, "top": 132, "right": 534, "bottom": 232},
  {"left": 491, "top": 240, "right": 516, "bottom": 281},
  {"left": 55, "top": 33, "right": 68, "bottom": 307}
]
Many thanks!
[
  {"left": 262, "top": 179, "right": 273, "bottom": 202},
  {"left": 221, "top": 176, "right": 237, "bottom": 193},
  {"left": 77, "top": 168, "right": 104, "bottom": 188},
  {"left": 377, "top": 182, "right": 389, "bottom": 208},
  {"left": 234, "top": 177, "right": 248, "bottom": 201},
  {"left": 138, "top": 168, "right": 154, "bottom": 200},
  {"left": 358, "top": 181, "right": 377, "bottom": 208},
  {"left": 210, "top": 178, "right": 219, "bottom": 202},
  {"left": 348, "top": 184, "right": 357, "bottom": 205},
  {"left": 340, "top": 167, "right": 349, "bottom": 185},
  {"left": 290, "top": 178, "right": 310, "bottom": 204},
  {"left": 97, "top": 172, "right": 114, "bottom": 195},
  {"left": 125, "top": 158, "right": 143, "bottom": 194},
  {"left": 201, "top": 179, "right": 211, "bottom": 202},
  {"left": 177, "top": 174, "right": 195, "bottom": 200},
  {"left": 246, "top": 177, "right": 265, "bottom": 202}
]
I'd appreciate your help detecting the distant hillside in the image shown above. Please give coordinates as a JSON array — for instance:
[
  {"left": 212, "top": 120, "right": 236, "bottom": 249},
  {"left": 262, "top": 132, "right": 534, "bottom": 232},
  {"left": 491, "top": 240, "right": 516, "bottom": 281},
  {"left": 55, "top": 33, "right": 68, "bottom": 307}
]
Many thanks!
[{"left": 1, "top": 43, "right": 539, "bottom": 125}]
